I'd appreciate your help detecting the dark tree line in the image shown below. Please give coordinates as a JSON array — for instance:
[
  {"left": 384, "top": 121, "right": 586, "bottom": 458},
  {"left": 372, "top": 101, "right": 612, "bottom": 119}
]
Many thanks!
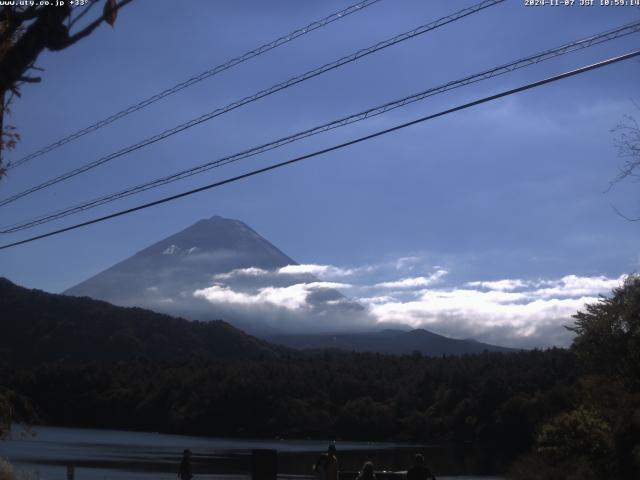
[{"left": 1, "top": 348, "right": 580, "bottom": 474}]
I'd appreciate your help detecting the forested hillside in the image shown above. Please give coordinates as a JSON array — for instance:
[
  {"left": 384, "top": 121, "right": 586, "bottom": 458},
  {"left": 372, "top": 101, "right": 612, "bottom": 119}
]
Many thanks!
[{"left": 0, "top": 278, "right": 282, "bottom": 364}]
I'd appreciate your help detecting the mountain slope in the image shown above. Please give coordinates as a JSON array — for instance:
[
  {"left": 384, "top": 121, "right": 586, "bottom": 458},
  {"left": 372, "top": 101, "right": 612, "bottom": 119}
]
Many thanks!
[
  {"left": 65, "top": 216, "right": 297, "bottom": 305},
  {"left": 64, "top": 216, "right": 361, "bottom": 334},
  {"left": 268, "top": 329, "right": 518, "bottom": 356},
  {"left": 0, "top": 277, "right": 282, "bottom": 365}
]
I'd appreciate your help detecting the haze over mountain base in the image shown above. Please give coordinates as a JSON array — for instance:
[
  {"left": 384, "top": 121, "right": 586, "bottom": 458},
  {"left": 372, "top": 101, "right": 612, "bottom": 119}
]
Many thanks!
[{"left": 60, "top": 215, "right": 514, "bottom": 352}]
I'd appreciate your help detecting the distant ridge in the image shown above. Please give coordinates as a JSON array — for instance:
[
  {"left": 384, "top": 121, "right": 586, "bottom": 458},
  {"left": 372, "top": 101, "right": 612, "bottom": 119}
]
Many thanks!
[{"left": 268, "top": 328, "right": 518, "bottom": 356}]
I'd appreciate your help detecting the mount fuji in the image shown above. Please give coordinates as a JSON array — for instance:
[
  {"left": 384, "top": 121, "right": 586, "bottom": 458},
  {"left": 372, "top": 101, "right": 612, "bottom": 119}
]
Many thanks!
[{"left": 65, "top": 216, "right": 364, "bottom": 334}]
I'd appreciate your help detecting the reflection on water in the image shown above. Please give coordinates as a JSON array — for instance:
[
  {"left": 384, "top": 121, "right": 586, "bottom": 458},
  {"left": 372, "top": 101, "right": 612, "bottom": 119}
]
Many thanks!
[{"left": 0, "top": 425, "right": 503, "bottom": 480}]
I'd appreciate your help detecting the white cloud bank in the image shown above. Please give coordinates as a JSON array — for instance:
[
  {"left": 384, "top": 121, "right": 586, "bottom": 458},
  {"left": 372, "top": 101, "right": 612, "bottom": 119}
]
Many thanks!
[
  {"left": 213, "top": 267, "right": 270, "bottom": 280},
  {"left": 195, "top": 258, "right": 627, "bottom": 348},
  {"left": 212, "top": 263, "right": 367, "bottom": 280},
  {"left": 467, "top": 279, "right": 528, "bottom": 291},
  {"left": 194, "top": 281, "right": 350, "bottom": 311},
  {"left": 278, "top": 263, "right": 361, "bottom": 277},
  {"left": 375, "top": 269, "right": 448, "bottom": 289},
  {"left": 364, "top": 273, "right": 627, "bottom": 347},
  {"left": 534, "top": 274, "right": 623, "bottom": 298}
]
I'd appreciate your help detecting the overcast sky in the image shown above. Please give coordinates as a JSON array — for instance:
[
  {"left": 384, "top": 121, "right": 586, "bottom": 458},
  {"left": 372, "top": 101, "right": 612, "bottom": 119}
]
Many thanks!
[{"left": 0, "top": 0, "right": 638, "bottom": 346}]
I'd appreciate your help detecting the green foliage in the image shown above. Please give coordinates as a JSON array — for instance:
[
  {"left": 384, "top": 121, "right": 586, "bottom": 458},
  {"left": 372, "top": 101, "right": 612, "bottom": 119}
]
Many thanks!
[
  {"left": 509, "top": 274, "right": 640, "bottom": 480},
  {"left": 508, "top": 453, "right": 600, "bottom": 480},
  {"left": 568, "top": 275, "right": 640, "bottom": 479},
  {"left": 568, "top": 274, "right": 640, "bottom": 390},
  {"left": 0, "top": 389, "right": 38, "bottom": 440},
  {"left": 0, "top": 457, "right": 35, "bottom": 480},
  {"left": 0, "top": 458, "right": 13, "bottom": 480},
  {"left": 535, "top": 407, "right": 613, "bottom": 463}
]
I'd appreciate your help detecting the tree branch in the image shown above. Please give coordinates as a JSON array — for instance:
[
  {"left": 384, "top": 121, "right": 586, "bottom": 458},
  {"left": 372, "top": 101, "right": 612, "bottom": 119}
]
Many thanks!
[
  {"left": 611, "top": 204, "right": 640, "bottom": 222},
  {"left": 18, "top": 75, "right": 41, "bottom": 84},
  {"left": 0, "top": 1, "right": 134, "bottom": 96},
  {"left": 0, "top": 5, "right": 70, "bottom": 95},
  {"left": 52, "top": 0, "right": 134, "bottom": 50}
]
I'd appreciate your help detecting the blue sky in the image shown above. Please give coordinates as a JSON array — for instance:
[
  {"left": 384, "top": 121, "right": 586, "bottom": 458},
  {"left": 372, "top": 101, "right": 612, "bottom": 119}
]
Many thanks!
[{"left": 0, "top": 0, "right": 638, "bottom": 346}]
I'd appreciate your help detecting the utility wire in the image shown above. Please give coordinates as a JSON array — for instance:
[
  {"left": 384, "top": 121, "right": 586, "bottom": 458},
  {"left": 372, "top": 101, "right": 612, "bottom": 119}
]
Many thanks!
[
  {"left": 2, "top": 20, "right": 639, "bottom": 234},
  {"left": 6, "top": 0, "right": 383, "bottom": 171},
  {"left": 0, "top": 0, "right": 505, "bottom": 208},
  {"left": 1, "top": 49, "right": 637, "bottom": 251}
]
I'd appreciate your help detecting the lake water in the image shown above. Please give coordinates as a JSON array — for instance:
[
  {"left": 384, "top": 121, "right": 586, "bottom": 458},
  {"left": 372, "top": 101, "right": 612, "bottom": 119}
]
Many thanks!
[{"left": 0, "top": 425, "right": 503, "bottom": 480}]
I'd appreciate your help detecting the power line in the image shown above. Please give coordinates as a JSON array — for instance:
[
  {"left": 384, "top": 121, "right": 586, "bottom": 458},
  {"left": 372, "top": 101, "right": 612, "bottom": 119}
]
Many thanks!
[
  {"left": 1, "top": 48, "right": 637, "bottom": 252},
  {"left": 6, "top": 0, "right": 384, "bottom": 171},
  {"left": 0, "top": 0, "right": 505, "bottom": 208},
  {"left": 3, "top": 20, "right": 639, "bottom": 234}
]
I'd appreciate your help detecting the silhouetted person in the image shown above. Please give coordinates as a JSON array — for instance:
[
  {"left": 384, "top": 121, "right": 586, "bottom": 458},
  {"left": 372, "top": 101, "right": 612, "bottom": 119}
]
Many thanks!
[
  {"left": 326, "top": 444, "right": 338, "bottom": 480},
  {"left": 313, "top": 453, "right": 328, "bottom": 480},
  {"left": 406, "top": 454, "right": 435, "bottom": 480},
  {"left": 178, "top": 449, "right": 193, "bottom": 480},
  {"left": 356, "top": 461, "right": 376, "bottom": 480}
]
